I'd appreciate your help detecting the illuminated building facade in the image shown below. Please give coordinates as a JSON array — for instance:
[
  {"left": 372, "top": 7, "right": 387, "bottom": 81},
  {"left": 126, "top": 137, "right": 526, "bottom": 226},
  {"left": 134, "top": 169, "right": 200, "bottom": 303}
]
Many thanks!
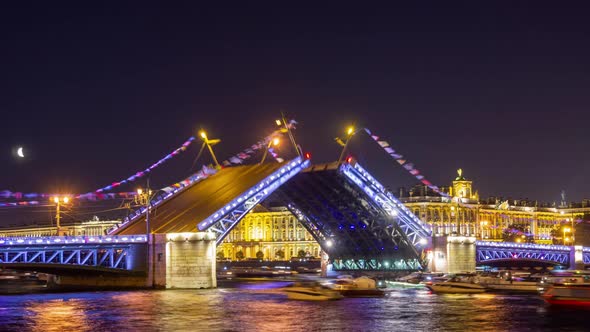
[
  {"left": 399, "top": 169, "right": 589, "bottom": 245},
  {"left": 217, "top": 206, "right": 321, "bottom": 260},
  {"left": 0, "top": 219, "right": 120, "bottom": 237}
]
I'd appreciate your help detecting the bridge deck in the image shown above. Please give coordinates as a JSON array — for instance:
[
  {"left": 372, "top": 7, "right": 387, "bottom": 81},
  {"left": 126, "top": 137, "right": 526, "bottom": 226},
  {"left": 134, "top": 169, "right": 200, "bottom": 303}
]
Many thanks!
[{"left": 113, "top": 163, "right": 286, "bottom": 235}]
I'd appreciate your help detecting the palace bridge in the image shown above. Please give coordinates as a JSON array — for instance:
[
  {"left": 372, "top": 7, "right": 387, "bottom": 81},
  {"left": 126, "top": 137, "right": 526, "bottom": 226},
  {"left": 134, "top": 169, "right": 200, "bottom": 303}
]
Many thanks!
[{"left": 1, "top": 129, "right": 588, "bottom": 289}]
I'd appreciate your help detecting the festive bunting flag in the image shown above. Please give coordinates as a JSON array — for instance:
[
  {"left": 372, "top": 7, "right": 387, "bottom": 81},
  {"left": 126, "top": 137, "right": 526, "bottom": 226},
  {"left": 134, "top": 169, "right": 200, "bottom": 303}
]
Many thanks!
[{"left": 364, "top": 127, "right": 450, "bottom": 198}]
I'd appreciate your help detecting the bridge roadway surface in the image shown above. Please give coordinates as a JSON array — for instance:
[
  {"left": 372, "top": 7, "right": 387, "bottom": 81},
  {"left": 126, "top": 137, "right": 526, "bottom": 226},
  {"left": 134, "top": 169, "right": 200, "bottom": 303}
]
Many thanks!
[{"left": 113, "top": 162, "right": 285, "bottom": 235}]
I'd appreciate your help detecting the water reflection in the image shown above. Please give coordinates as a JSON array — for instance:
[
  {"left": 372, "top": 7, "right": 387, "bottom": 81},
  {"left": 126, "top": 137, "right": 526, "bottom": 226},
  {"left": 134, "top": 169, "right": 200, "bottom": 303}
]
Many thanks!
[{"left": 0, "top": 285, "right": 588, "bottom": 331}]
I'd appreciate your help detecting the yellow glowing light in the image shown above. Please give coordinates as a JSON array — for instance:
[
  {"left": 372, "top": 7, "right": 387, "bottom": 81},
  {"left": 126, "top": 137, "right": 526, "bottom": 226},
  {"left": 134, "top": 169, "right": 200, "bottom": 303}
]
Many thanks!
[
  {"left": 137, "top": 188, "right": 143, "bottom": 195},
  {"left": 516, "top": 238, "right": 521, "bottom": 243},
  {"left": 200, "top": 131, "right": 207, "bottom": 140},
  {"left": 564, "top": 227, "right": 571, "bottom": 233},
  {"left": 63, "top": 197, "right": 69, "bottom": 204},
  {"left": 53, "top": 197, "right": 59, "bottom": 204},
  {"left": 272, "top": 138, "right": 280, "bottom": 146},
  {"left": 275, "top": 119, "right": 282, "bottom": 126},
  {"left": 347, "top": 126, "right": 354, "bottom": 136}
]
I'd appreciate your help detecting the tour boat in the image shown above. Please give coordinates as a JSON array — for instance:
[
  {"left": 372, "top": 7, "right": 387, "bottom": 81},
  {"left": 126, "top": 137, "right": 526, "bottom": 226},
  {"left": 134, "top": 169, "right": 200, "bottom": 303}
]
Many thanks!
[
  {"left": 327, "top": 276, "right": 385, "bottom": 297},
  {"left": 426, "top": 276, "right": 486, "bottom": 294},
  {"left": 282, "top": 283, "right": 343, "bottom": 301},
  {"left": 477, "top": 271, "right": 540, "bottom": 293},
  {"left": 542, "top": 283, "right": 590, "bottom": 307}
]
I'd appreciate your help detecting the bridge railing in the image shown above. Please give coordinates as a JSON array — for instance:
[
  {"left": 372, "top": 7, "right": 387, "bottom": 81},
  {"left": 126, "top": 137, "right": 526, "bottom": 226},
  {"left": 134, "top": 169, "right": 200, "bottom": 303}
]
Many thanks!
[
  {"left": 0, "top": 235, "right": 147, "bottom": 246},
  {"left": 476, "top": 241, "right": 571, "bottom": 251},
  {"left": 340, "top": 162, "right": 431, "bottom": 248},
  {"left": 476, "top": 241, "right": 572, "bottom": 265},
  {"left": 198, "top": 157, "right": 310, "bottom": 244}
]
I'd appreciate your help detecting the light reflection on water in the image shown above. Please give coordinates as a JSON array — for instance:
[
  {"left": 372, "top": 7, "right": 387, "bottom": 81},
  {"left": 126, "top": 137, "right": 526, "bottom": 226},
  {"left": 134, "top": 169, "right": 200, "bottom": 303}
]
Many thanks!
[{"left": 0, "top": 285, "right": 587, "bottom": 332}]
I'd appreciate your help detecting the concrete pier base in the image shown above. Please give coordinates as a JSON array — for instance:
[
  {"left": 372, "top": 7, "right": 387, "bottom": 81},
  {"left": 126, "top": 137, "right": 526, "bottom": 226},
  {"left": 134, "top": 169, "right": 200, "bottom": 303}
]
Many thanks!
[
  {"left": 429, "top": 235, "right": 476, "bottom": 273},
  {"left": 160, "top": 232, "right": 217, "bottom": 289},
  {"left": 46, "top": 232, "right": 217, "bottom": 290}
]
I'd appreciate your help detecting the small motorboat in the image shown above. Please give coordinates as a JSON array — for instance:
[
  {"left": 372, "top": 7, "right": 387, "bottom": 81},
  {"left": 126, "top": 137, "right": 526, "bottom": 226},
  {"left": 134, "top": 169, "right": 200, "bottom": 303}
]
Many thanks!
[
  {"left": 426, "top": 275, "right": 486, "bottom": 294},
  {"left": 282, "top": 283, "right": 343, "bottom": 301},
  {"left": 328, "top": 276, "right": 385, "bottom": 297},
  {"left": 542, "top": 283, "right": 590, "bottom": 307}
]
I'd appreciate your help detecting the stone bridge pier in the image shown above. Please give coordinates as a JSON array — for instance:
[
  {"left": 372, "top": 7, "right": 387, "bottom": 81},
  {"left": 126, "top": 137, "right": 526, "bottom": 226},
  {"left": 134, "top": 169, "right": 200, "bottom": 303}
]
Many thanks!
[{"left": 44, "top": 232, "right": 217, "bottom": 290}]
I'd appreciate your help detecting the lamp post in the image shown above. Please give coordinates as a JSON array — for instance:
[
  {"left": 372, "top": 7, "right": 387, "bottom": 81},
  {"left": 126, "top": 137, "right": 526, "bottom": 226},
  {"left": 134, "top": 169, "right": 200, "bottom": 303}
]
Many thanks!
[
  {"left": 199, "top": 130, "right": 221, "bottom": 168},
  {"left": 136, "top": 183, "right": 154, "bottom": 237},
  {"left": 52, "top": 196, "right": 69, "bottom": 236},
  {"left": 137, "top": 182, "right": 155, "bottom": 287},
  {"left": 337, "top": 126, "right": 356, "bottom": 163},
  {"left": 260, "top": 137, "right": 280, "bottom": 164}
]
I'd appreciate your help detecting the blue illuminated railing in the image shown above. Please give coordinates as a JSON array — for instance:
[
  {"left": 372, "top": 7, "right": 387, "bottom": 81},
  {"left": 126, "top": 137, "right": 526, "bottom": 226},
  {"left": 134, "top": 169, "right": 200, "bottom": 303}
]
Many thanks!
[
  {"left": 476, "top": 241, "right": 571, "bottom": 265},
  {"left": 198, "top": 157, "right": 310, "bottom": 244},
  {"left": 0, "top": 235, "right": 145, "bottom": 270},
  {"left": 0, "top": 235, "right": 147, "bottom": 246},
  {"left": 476, "top": 241, "right": 571, "bottom": 251},
  {"left": 339, "top": 162, "right": 431, "bottom": 249}
]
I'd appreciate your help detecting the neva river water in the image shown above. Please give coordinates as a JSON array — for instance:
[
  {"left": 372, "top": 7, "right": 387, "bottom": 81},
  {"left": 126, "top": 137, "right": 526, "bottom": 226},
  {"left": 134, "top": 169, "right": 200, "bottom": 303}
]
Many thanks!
[{"left": 0, "top": 281, "right": 587, "bottom": 331}]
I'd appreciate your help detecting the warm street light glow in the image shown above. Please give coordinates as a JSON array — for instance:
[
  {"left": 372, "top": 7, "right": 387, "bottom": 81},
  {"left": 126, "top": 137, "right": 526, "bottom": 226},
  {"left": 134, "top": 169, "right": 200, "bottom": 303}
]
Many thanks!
[
  {"left": 53, "top": 196, "right": 69, "bottom": 204},
  {"left": 200, "top": 131, "right": 207, "bottom": 140},
  {"left": 564, "top": 227, "right": 571, "bottom": 232},
  {"left": 272, "top": 137, "right": 280, "bottom": 146},
  {"left": 52, "top": 195, "right": 70, "bottom": 236},
  {"left": 347, "top": 126, "right": 354, "bottom": 136},
  {"left": 137, "top": 188, "right": 143, "bottom": 195},
  {"left": 275, "top": 119, "right": 282, "bottom": 126}
]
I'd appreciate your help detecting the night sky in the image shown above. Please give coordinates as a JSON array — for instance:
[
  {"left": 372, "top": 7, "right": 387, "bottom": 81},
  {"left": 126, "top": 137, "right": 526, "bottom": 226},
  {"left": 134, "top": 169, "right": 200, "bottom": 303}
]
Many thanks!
[{"left": 1, "top": 3, "right": 589, "bottom": 203}]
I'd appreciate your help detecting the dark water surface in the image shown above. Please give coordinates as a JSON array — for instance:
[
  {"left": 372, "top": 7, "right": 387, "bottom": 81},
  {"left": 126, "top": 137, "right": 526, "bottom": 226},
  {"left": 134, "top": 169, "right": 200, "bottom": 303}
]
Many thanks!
[{"left": 0, "top": 283, "right": 587, "bottom": 331}]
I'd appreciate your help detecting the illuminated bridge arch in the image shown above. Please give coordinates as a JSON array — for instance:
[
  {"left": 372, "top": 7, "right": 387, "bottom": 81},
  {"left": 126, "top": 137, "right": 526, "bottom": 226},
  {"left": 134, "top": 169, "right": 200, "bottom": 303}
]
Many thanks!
[{"left": 476, "top": 241, "right": 571, "bottom": 267}]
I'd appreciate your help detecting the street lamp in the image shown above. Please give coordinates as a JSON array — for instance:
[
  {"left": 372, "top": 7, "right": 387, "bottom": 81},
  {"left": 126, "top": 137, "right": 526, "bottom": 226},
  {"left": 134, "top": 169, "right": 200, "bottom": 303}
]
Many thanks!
[
  {"left": 337, "top": 125, "right": 356, "bottom": 163},
  {"left": 136, "top": 186, "right": 154, "bottom": 236},
  {"left": 260, "top": 137, "right": 280, "bottom": 164},
  {"left": 199, "top": 130, "right": 221, "bottom": 168},
  {"left": 52, "top": 196, "right": 70, "bottom": 236}
]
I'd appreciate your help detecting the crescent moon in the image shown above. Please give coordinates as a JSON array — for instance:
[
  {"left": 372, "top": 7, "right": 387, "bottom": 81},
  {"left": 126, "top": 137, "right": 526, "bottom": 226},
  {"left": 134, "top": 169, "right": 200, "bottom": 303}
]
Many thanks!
[{"left": 17, "top": 147, "right": 24, "bottom": 158}]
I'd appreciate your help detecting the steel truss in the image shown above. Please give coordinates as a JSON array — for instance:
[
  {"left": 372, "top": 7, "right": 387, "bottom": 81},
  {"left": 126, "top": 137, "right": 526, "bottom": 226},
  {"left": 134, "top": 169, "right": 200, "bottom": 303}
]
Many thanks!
[
  {"left": 197, "top": 157, "right": 310, "bottom": 244},
  {"left": 332, "top": 258, "right": 422, "bottom": 271},
  {"left": 476, "top": 243, "right": 569, "bottom": 265},
  {"left": 0, "top": 245, "right": 133, "bottom": 270},
  {"left": 340, "top": 162, "right": 431, "bottom": 249},
  {"left": 271, "top": 163, "right": 424, "bottom": 271}
]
